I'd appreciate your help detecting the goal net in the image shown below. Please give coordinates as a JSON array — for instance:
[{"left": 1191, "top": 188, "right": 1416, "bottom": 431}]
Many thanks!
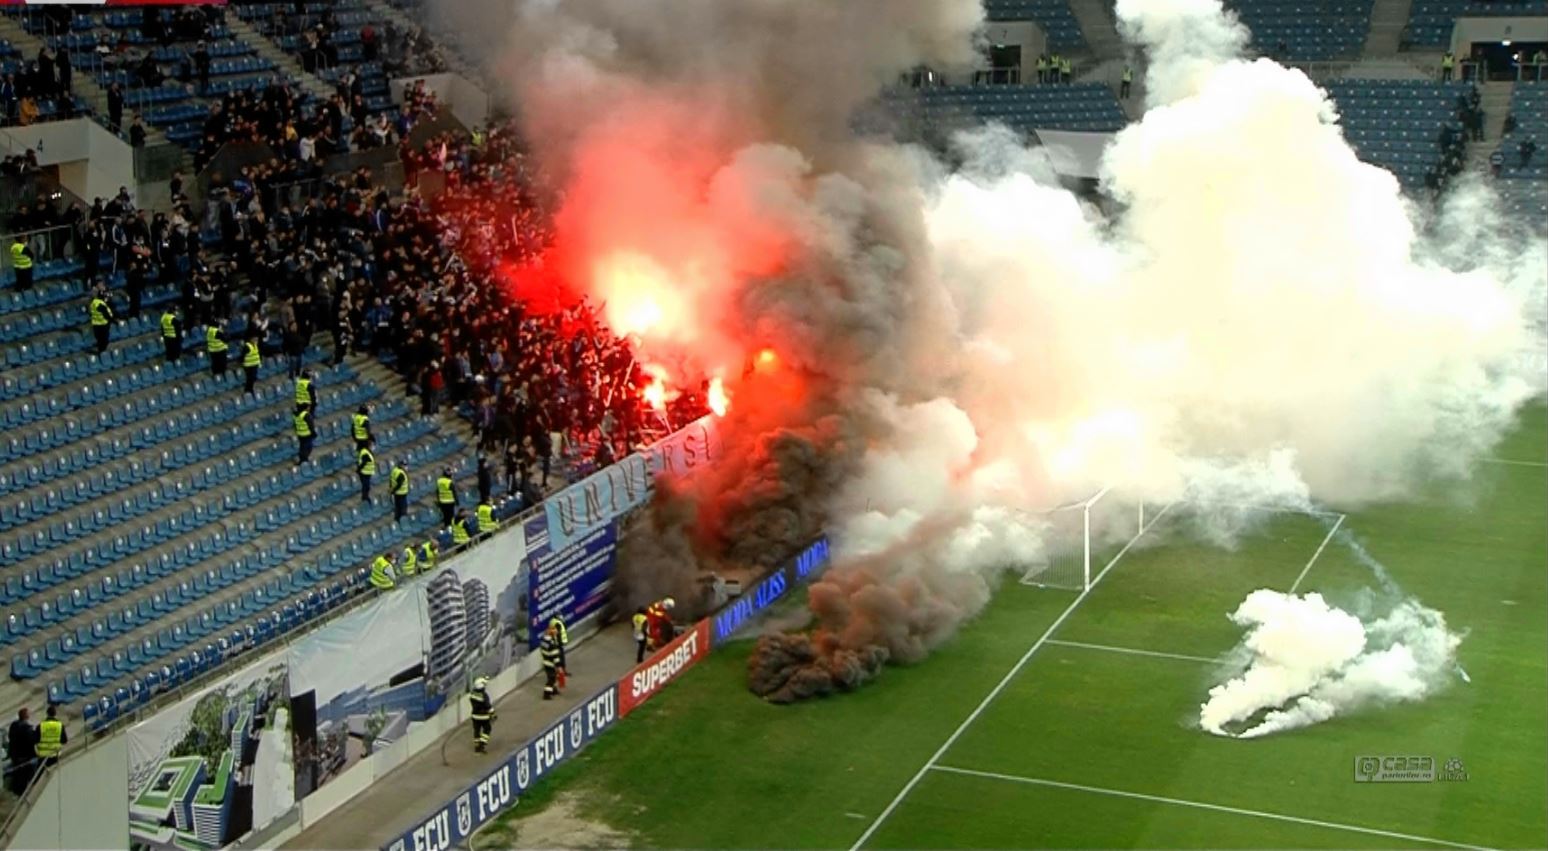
[{"left": 1017, "top": 488, "right": 1148, "bottom": 591}]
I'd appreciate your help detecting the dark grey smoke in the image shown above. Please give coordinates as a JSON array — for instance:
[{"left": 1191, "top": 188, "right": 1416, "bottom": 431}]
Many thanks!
[{"left": 747, "top": 633, "right": 887, "bottom": 704}]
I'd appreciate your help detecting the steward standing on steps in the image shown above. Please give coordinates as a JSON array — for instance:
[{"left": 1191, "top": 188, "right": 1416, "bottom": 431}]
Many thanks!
[
  {"left": 369, "top": 551, "right": 396, "bottom": 590},
  {"left": 449, "top": 509, "right": 471, "bottom": 549},
  {"left": 1120, "top": 66, "right": 1133, "bottom": 99},
  {"left": 399, "top": 541, "right": 418, "bottom": 578},
  {"left": 10, "top": 235, "right": 33, "bottom": 291},
  {"left": 34, "top": 704, "right": 65, "bottom": 770},
  {"left": 295, "top": 369, "right": 315, "bottom": 409},
  {"left": 294, "top": 404, "right": 315, "bottom": 465},
  {"left": 351, "top": 403, "right": 373, "bottom": 450},
  {"left": 206, "top": 319, "right": 229, "bottom": 379},
  {"left": 241, "top": 332, "right": 262, "bottom": 396},
  {"left": 357, "top": 439, "right": 376, "bottom": 503},
  {"left": 89, "top": 284, "right": 115, "bottom": 355},
  {"left": 475, "top": 500, "right": 498, "bottom": 534},
  {"left": 469, "top": 677, "right": 494, "bottom": 752},
  {"left": 390, "top": 461, "right": 410, "bottom": 523},
  {"left": 161, "top": 307, "right": 183, "bottom": 363},
  {"left": 436, "top": 467, "right": 458, "bottom": 526},
  {"left": 540, "top": 623, "right": 564, "bottom": 700}
]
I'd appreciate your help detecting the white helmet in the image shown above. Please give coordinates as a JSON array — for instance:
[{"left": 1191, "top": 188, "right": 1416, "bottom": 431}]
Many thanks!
[
  {"left": 662, "top": 597, "right": 676, "bottom": 610},
  {"left": 473, "top": 677, "right": 487, "bottom": 691}
]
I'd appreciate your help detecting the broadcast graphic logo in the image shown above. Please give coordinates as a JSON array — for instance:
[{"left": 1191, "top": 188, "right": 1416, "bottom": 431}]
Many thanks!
[{"left": 1354, "top": 755, "right": 1468, "bottom": 783}]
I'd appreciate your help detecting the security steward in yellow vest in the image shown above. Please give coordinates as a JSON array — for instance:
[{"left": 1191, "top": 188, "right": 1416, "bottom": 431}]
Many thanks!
[
  {"left": 10, "top": 237, "right": 33, "bottom": 291},
  {"left": 161, "top": 308, "right": 183, "bottom": 363},
  {"left": 89, "top": 286, "right": 114, "bottom": 354},
  {"left": 241, "top": 334, "right": 261, "bottom": 396},
  {"left": 369, "top": 552, "right": 396, "bottom": 590},
  {"left": 34, "top": 704, "right": 65, "bottom": 768},
  {"left": 399, "top": 543, "right": 418, "bottom": 577},
  {"left": 357, "top": 440, "right": 376, "bottom": 503},
  {"left": 632, "top": 606, "right": 649, "bottom": 662},
  {"left": 450, "top": 510, "right": 471, "bottom": 548},
  {"left": 476, "top": 501, "right": 498, "bottom": 534},
  {"left": 420, "top": 538, "right": 438, "bottom": 570},
  {"left": 294, "top": 404, "right": 315, "bottom": 465},
  {"left": 469, "top": 677, "right": 494, "bottom": 752},
  {"left": 390, "top": 463, "right": 410, "bottom": 523},
  {"left": 206, "top": 321, "right": 229, "bottom": 378},
  {"left": 295, "top": 370, "right": 314, "bottom": 408},
  {"left": 436, "top": 468, "right": 457, "bottom": 526},
  {"left": 540, "top": 623, "right": 564, "bottom": 700},
  {"left": 351, "top": 404, "right": 373, "bottom": 450}
]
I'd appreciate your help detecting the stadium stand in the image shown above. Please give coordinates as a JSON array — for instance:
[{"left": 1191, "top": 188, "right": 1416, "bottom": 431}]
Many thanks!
[
  {"left": 233, "top": 1, "right": 397, "bottom": 116},
  {"left": 983, "top": 0, "right": 1089, "bottom": 51},
  {"left": 1496, "top": 80, "right": 1547, "bottom": 216},
  {"left": 887, "top": 82, "right": 1129, "bottom": 134},
  {"left": 0, "top": 252, "right": 498, "bottom": 734},
  {"left": 1224, "top": 0, "right": 1376, "bottom": 61},
  {"left": 1326, "top": 78, "right": 1472, "bottom": 187},
  {"left": 1406, "top": 0, "right": 1548, "bottom": 47}
]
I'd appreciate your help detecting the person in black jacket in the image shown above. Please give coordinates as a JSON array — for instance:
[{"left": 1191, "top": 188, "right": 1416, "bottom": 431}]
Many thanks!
[{"left": 6, "top": 707, "right": 36, "bottom": 795}]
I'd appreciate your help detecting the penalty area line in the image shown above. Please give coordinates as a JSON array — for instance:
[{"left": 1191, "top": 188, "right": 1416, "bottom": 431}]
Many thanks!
[
  {"left": 1482, "top": 457, "right": 1548, "bottom": 468},
  {"left": 847, "top": 504, "right": 1174, "bottom": 851},
  {"left": 1288, "top": 513, "right": 1345, "bottom": 594},
  {"left": 927, "top": 766, "right": 1495, "bottom": 851},
  {"left": 1044, "top": 639, "right": 1222, "bottom": 665}
]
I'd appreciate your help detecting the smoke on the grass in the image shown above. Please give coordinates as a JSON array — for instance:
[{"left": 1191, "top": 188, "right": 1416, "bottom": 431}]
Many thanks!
[
  {"left": 1200, "top": 588, "right": 1463, "bottom": 738},
  {"left": 456, "top": 0, "right": 1546, "bottom": 698}
]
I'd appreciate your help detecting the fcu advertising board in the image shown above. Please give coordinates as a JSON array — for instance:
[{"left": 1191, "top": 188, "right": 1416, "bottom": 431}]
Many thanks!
[{"left": 385, "top": 685, "right": 621, "bottom": 851}]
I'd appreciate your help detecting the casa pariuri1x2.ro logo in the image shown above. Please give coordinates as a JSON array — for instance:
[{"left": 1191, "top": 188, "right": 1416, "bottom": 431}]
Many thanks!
[{"left": 1354, "top": 755, "right": 1469, "bottom": 783}]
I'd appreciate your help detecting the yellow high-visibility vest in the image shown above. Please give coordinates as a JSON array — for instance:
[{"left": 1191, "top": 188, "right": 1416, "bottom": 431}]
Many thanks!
[
  {"left": 477, "top": 503, "right": 497, "bottom": 531},
  {"left": 206, "top": 326, "right": 227, "bottom": 353},
  {"left": 294, "top": 411, "right": 312, "bottom": 438},
  {"left": 358, "top": 448, "right": 376, "bottom": 477},
  {"left": 242, "top": 340, "right": 260, "bottom": 367},
  {"left": 420, "top": 539, "right": 438, "bottom": 566},
  {"left": 89, "top": 298, "right": 111, "bottom": 326},
  {"left": 391, "top": 467, "right": 409, "bottom": 496},
  {"left": 35, "top": 719, "right": 62, "bottom": 757},
  {"left": 295, "top": 378, "right": 312, "bottom": 406},
  {"left": 400, "top": 545, "right": 418, "bottom": 576},
  {"left": 161, "top": 312, "right": 178, "bottom": 339},
  {"left": 436, "top": 476, "right": 455, "bottom": 504},
  {"left": 370, "top": 556, "right": 394, "bottom": 589},
  {"left": 351, "top": 413, "right": 369, "bottom": 441},
  {"left": 10, "top": 241, "right": 31, "bottom": 270},
  {"left": 450, "top": 518, "right": 470, "bottom": 545}
]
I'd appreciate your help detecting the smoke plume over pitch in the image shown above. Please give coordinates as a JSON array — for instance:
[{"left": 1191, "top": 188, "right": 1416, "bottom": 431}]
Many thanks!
[
  {"left": 463, "top": 0, "right": 1547, "bottom": 695},
  {"left": 1200, "top": 588, "right": 1463, "bottom": 738}
]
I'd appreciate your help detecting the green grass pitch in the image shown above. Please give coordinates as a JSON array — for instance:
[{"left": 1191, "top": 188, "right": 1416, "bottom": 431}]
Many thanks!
[{"left": 481, "top": 405, "right": 1546, "bottom": 849}]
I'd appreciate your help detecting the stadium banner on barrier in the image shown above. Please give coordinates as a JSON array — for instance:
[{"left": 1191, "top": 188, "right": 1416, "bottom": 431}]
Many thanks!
[
  {"left": 526, "top": 519, "right": 618, "bottom": 649},
  {"left": 383, "top": 684, "right": 620, "bottom": 851},
  {"left": 641, "top": 416, "right": 721, "bottom": 480},
  {"left": 543, "top": 453, "right": 649, "bottom": 554},
  {"left": 286, "top": 586, "right": 431, "bottom": 807},
  {"left": 425, "top": 529, "right": 532, "bottom": 686},
  {"left": 617, "top": 619, "right": 712, "bottom": 718},
  {"left": 544, "top": 416, "right": 722, "bottom": 553},
  {"left": 711, "top": 537, "right": 832, "bottom": 645},
  {"left": 127, "top": 657, "right": 292, "bottom": 851}
]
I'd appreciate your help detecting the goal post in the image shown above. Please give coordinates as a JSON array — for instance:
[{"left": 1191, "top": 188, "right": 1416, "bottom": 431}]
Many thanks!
[{"left": 1018, "top": 487, "right": 1146, "bottom": 591}]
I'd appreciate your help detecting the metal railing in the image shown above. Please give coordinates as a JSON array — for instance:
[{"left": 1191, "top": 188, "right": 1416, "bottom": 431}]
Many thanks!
[{"left": 0, "top": 222, "right": 79, "bottom": 271}]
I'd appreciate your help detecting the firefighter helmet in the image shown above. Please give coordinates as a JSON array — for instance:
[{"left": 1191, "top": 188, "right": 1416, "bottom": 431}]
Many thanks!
[
  {"left": 473, "top": 677, "right": 487, "bottom": 690},
  {"left": 662, "top": 597, "right": 675, "bottom": 610}
]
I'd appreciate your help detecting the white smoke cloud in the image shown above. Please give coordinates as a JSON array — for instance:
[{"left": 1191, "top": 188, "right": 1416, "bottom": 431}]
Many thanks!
[
  {"left": 460, "top": 0, "right": 1545, "bottom": 696},
  {"left": 1201, "top": 590, "right": 1463, "bottom": 738}
]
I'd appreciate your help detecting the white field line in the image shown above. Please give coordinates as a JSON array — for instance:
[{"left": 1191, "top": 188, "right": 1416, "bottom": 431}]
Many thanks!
[
  {"left": 1045, "top": 638, "right": 1222, "bottom": 665},
  {"left": 847, "top": 504, "right": 1174, "bottom": 851},
  {"left": 927, "top": 766, "right": 1494, "bottom": 851},
  {"left": 1186, "top": 501, "right": 1346, "bottom": 518},
  {"left": 1288, "top": 513, "right": 1346, "bottom": 594},
  {"left": 1482, "top": 457, "right": 1548, "bottom": 468}
]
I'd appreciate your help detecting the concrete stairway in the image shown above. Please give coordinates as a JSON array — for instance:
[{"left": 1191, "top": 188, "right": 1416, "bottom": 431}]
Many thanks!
[
  {"left": 1365, "top": 0, "right": 1415, "bottom": 56},
  {"left": 1065, "top": 0, "right": 1127, "bottom": 63},
  {"left": 1466, "top": 80, "right": 1514, "bottom": 174},
  {"left": 222, "top": 13, "right": 334, "bottom": 102},
  {"left": 0, "top": 14, "right": 173, "bottom": 147}
]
